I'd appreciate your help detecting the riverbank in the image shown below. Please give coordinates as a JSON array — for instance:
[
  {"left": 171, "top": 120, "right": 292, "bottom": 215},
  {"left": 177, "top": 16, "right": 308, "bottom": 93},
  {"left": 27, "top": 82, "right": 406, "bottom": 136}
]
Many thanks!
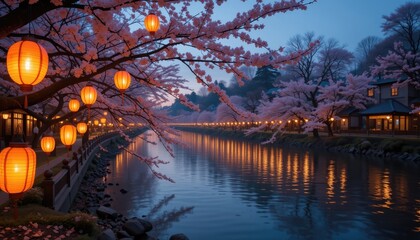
[
  {"left": 70, "top": 129, "right": 189, "bottom": 240},
  {"left": 0, "top": 128, "right": 155, "bottom": 240},
  {"left": 175, "top": 126, "right": 420, "bottom": 167}
]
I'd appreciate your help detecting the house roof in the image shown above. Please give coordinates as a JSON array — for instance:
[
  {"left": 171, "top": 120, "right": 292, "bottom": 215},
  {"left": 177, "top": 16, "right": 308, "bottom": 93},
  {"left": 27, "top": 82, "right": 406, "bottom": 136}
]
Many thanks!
[
  {"left": 371, "top": 78, "right": 397, "bottom": 85},
  {"left": 337, "top": 107, "right": 360, "bottom": 116},
  {"left": 360, "top": 99, "right": 411, "bottom": 115}
]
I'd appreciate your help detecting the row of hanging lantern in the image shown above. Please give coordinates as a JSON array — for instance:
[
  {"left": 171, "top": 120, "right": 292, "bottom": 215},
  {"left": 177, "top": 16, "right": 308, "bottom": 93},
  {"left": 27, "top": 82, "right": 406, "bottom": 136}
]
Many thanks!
[{"left": 0, "top": 11, "right": 160, "bottom": 208}]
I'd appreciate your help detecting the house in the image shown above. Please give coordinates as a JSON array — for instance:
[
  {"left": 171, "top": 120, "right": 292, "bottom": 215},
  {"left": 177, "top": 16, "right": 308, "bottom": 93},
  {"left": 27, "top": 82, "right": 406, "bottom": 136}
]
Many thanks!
[
  {"left": 0, "top": 110, "right": 39, "bottom": 148},
  {"left": 339, "top": 78, "right": 420, "bottom": 134}
]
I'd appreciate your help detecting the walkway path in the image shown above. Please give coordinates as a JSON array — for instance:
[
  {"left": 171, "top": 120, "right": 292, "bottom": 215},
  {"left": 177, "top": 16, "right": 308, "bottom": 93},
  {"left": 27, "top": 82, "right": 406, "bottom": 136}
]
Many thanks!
[{"left": 0, "top": 139, "right": 83, "bottom": 206}]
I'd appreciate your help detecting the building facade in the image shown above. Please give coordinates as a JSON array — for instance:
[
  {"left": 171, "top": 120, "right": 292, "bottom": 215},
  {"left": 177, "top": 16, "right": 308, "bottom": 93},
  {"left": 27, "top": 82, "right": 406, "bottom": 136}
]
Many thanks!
[{"left": 339, "top": 79, "right": 420, "bottom": 135}]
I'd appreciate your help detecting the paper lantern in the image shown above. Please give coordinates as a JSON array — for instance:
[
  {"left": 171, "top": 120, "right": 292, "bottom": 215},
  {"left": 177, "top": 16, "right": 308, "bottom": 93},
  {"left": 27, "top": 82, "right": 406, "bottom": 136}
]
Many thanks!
[
  {"left": 6, "top": 40, "right": 48, "bottom": 92},
  {"left": 0, "top": 142, "right": 36, "bottom": 195},
  {"left": 80, "top": 85, "right": 97, "bottom": 120},
  {"left": 114, "top": 71, "right": 131, "bottom": 93},
  {"left": 68, "top": 99, "right": 80, "bottom": 112},
  {"left": 77, "top": 122, "right": 87, "bottom": 135},
  {"left": 40, "top": 136, "right": 55, "bottom": 156},
  {"left": 80, "top": 85, "right": 97, "bottom": 108},
  {"left": 100, "top": 118, "right": 106, "bottom": 124},
  {"left": 60, "top": 124, "right": 77, "bottom": 149},
  {"left": 94, "top": 120, "right": 99, "bottom": 126},
  {"left": 144, "top": 13, "right": 160, "bottom": 35}
]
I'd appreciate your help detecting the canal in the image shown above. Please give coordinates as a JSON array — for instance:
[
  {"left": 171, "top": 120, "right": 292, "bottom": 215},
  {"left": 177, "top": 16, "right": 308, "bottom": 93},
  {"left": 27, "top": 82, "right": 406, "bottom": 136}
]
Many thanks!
[{"left": 104, "top": 130, "right": 420, "bottom": 240}]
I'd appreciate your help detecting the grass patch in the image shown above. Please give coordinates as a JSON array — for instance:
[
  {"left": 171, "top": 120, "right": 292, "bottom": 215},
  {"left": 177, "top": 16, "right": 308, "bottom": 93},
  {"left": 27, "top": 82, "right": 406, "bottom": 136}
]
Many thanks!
[{"left": 0, "top": 204, "right": 99, "bottom": 237}]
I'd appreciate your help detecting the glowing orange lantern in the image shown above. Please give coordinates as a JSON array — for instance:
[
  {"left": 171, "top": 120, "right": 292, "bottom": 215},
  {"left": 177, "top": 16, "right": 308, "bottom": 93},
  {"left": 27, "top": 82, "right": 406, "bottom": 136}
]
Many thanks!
[
  {"left": 94, "top": 120, "right": 99, "bottom": 126},
  {"left": 7, "top": 40, "right": 48, "bottom": 91},
  {"left": 144, "top": 13, "right": 160, "bottom": 35},
  {"left": 114, "top": 71, "right": 131, "bottom": 103},
  {"left": 0, "top": 142, "right": 36, "bottom": 195},
  {"left": 114, "top": 71, "right": 131, "bottom": 93},
  {"left": 7, "top": 40, "right": 49, "bottom": 108},
  {"left": 80, "top": 85, "right": 97, "bottom": 120},
  {"left": 100, "top": 118, "right": 106, "bottom": 124},
  {"left": 60, "top": 124, "right": 77, "bottom": 150},
  {"left": 40, "top": 136, "right": 55, "bottom": 156},
  {"left": 80, "top": 85, "right": 97, "bottom": 108},
  {"left": 68, "top": 99, "right": 80, "bottom": 112},
  {"left": 76, "top": 122, "right": 87, "bottom": 135}
]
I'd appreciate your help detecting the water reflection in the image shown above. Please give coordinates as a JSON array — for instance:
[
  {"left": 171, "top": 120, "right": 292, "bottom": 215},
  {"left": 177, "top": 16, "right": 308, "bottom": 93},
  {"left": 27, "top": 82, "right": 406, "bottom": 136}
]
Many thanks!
[{"left": 105, "top": 131, "right": 420, "bottom": 239}]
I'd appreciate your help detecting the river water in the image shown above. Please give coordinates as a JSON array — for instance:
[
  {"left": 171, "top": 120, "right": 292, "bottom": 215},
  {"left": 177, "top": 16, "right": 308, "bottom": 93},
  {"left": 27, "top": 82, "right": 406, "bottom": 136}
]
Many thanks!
[{"left": 104, "top": 130, "right": 420, "bottom": 240}]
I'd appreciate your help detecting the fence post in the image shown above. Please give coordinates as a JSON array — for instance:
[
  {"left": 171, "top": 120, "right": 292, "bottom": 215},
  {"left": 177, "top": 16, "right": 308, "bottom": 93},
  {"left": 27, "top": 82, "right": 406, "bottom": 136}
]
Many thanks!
[
  {"left": 62, "top": 159, "right": 71, "bottom": 187},
  {"left": 42, "top": 170, "right": 55, "bottom": 209},
  {"left": 73, "top": 152, "right": 79, "bottom": 173},
  {"left": 78, "top": 148, "right": 83, "bottom": 165}
]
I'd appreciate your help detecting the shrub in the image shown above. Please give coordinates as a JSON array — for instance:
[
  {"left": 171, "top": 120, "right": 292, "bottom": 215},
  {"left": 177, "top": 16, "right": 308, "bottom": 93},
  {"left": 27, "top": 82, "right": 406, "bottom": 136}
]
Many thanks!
[
  {"left": 63, "top": 212, "right": 98, "bottom": 235},
  {"left": 359, "top": 140, "right": 372, "bottom": 150},
  {"left": 20, "top": 187, "right": 43, "bottom": 206}
]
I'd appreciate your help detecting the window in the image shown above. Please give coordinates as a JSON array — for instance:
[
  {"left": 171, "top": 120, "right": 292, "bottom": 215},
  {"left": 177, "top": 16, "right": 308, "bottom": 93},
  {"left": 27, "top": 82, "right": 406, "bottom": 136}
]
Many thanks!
[
  {"left": 367, "top": 88, "right": 374, "bottom": 97},
  {"left": 13, "top": 113, "right": 23, "bottom": 135},
  {"left": 391, "top": 87, "right": 398, "bottom": 96}
]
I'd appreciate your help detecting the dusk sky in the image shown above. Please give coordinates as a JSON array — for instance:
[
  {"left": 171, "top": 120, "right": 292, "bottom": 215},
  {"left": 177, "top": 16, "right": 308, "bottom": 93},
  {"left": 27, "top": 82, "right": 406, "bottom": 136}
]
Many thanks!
[{"left": 182, "top": 0, "right": 411, "bottom": 93}]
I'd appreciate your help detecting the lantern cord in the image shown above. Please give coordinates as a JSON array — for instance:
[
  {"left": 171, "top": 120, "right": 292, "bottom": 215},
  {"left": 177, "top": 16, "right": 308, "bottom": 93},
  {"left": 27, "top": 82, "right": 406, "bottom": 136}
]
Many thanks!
[
  {"left": 121, "top": 93, "right": 124, "bottom": 105},
  {"left": 24, "top": 95, "right": 28, "bottom": 109}
]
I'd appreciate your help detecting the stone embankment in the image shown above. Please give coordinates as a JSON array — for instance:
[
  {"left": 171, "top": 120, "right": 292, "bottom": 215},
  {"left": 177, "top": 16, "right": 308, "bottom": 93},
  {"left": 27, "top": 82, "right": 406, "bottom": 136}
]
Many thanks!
[{"left": 70, "top": 133, "right": 189, "bottom": 240}]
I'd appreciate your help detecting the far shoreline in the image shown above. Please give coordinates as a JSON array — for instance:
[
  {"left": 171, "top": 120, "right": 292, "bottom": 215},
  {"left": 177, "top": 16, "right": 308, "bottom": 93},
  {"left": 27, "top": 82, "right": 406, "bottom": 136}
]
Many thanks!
[{"left": 174, "top": 126, "right": 420, "bottom": 168}]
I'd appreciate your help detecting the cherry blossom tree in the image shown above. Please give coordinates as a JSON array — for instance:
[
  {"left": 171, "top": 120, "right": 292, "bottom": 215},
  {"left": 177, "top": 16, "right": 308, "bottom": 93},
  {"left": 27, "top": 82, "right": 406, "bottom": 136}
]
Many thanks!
[
  {"left": 0, "top": 0, "right": 317, "bottom": 174},
  {"left": 196, "top": 110, "right": 214, "bottom": 123},
  {"left": 215, "top": 95, "right": 248, "bottom": 122},
  {"left": 278, "top": 32, "right": 354, "bottom": 137},
  {"left": 254, "top": 74, "right": 374, "bottom": 139},
  {"left": 372, "top": 2, "right": 420, "bottom": 87}
]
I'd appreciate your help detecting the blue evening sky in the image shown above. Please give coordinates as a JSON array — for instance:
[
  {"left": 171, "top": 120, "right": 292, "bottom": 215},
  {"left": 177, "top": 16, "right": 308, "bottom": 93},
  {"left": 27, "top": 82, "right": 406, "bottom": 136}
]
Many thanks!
[
  {"left": 259, "top": 0, "right": 409, "bottom": 50},
  {"left": 179, "top": 0, "right": 410, "bottom": 93}
]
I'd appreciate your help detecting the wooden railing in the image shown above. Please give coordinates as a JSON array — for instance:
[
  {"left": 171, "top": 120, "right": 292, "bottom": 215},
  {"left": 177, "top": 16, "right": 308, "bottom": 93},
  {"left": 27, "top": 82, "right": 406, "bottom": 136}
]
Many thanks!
[{"left": 42, "top": 131, "right": 119, "bottom": 212}]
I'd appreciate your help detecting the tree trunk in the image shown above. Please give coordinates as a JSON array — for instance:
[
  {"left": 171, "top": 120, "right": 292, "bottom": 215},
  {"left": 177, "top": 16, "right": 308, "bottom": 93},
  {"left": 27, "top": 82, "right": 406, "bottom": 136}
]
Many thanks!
[
  {"left": 312, "top": 129, "right": 319, "bottom": 138},
  {"left": 326, "top": 123, "right": 334, "bottom": 137},
  {"left": 82, "top": 128, "right": 90, "bottom": 146}
]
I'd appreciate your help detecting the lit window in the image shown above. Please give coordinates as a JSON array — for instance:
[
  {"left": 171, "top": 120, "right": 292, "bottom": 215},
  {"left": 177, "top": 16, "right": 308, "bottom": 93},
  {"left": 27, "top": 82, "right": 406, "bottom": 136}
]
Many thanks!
[
  {"left": 391, "top": 87, "right": 398, "bottom": 96},
  {"left": 368, "top": 88, "right": 374, "bottom": 97}
]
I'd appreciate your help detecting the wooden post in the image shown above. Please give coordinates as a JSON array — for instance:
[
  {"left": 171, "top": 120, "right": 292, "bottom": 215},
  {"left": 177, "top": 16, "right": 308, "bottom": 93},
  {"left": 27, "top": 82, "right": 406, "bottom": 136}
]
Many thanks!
[
  {"left": 62, "top": 159, "right": 71, "bottom": 187},
  {"left": 73, "top": 152, "right": 79, "bottom": 173},
  {"left": 42, "top": 170, "right": 55, "bottom": 209}
]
